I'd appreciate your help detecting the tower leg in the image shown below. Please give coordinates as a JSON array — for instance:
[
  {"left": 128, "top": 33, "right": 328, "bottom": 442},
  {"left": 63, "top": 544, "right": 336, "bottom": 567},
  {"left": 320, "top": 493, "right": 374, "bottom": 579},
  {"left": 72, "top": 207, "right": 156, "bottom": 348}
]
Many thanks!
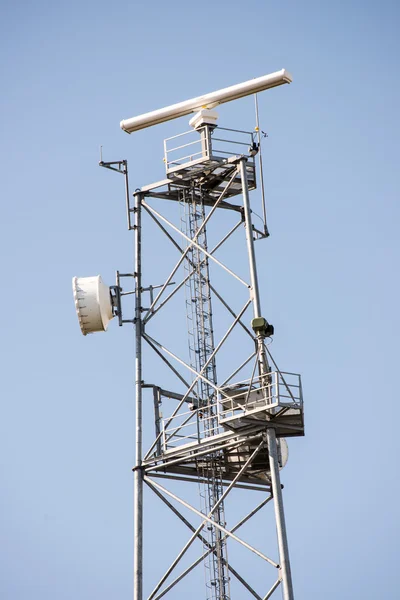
[
  {"left": 239, "top": 157, "right": 294, "bottom": 600},
  {"left": 134, "top": 192, "right": 143, "bottom": 600},
  {"left": 267, "top": 427, "right": 294, "bottom": 600}
]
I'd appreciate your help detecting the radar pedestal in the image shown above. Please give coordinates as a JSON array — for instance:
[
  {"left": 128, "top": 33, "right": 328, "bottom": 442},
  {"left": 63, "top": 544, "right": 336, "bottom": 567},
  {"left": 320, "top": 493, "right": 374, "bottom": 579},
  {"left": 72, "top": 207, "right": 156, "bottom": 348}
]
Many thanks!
[{"left": 157, "top": 109, "right": 257, "bottom": 203}]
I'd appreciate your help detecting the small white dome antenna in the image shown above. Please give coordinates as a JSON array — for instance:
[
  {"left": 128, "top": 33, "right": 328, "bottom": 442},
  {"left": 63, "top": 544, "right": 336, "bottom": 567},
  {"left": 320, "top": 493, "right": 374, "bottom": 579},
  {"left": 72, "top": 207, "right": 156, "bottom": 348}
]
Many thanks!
[
  {"left": 278, "top": 438, "right": 289, "bottom": 469},
  {"left": 72, "top": 275, "right": 115, "bottom": 336}
]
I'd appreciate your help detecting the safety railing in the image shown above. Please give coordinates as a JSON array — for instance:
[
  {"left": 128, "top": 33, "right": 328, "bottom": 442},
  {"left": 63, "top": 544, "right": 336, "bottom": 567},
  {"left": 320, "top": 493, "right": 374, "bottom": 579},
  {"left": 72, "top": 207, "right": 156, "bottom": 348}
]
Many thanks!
[
  {"left": 163, "top": 127, "right": 256, "bottom": 175},
  {"left": 218, "top": 371, "right": 303, "bottom": 426},
  {"left": 162, "top": 405, "right": 220, "bottom": 453}
]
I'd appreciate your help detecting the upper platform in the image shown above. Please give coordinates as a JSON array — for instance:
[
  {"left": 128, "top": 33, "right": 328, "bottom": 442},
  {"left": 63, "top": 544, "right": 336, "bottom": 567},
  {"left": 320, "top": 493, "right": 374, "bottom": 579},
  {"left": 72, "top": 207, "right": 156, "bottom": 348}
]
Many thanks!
[{"left": 139, "top": 126, "right": 258, "bottom": 210}]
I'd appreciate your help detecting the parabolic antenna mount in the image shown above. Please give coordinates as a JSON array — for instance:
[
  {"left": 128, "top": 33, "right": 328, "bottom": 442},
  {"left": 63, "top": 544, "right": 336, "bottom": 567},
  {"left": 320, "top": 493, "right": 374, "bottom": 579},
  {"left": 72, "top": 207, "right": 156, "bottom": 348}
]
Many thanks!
[{"left": 72, "top": 275, "right": 114, "bottom": 336}]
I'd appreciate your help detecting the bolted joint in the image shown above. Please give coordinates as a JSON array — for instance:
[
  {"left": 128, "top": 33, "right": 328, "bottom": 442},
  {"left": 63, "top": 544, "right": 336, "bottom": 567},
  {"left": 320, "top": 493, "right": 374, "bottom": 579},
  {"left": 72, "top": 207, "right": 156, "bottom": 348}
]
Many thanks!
[{"left": 251, "top": 316, "right": 274, "bottom": 337}]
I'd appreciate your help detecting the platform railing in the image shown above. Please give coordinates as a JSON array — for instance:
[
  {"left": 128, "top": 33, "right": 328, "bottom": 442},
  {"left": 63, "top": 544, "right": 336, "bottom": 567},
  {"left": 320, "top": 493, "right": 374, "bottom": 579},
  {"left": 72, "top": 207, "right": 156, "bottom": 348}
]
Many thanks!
[
  {"left": 163, "top": 127, "right": 256, "bottom": 174},
  {"left": 218, "top": 371, "right": 303, "bottom": 426},
  {"left": 161, "top": 371, "right": 303, "bottom": 451},
  {"left": 162, "top": 405, "right": 220, "bottom": 453}
]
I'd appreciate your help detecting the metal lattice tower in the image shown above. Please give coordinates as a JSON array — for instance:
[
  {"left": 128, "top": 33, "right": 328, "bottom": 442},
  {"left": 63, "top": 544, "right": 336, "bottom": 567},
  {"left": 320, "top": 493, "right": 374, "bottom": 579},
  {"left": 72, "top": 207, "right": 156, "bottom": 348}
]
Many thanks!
[
  {"left": 74, "top": 70, "right": 304, "bottom": 600},
  {"left": 125, "top": 118, "right": 303, "bottom": 600}
]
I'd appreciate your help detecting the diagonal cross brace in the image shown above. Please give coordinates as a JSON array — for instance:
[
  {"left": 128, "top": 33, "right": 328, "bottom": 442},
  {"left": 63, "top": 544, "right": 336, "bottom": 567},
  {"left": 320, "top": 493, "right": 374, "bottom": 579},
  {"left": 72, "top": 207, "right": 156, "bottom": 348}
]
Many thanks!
[
  {"left": 147, "top": 481, "right": 266, "bottom": 600},
  {"left": 142, "top": 200, "right": 249, "bottom": 288},
  {"left": 145, "top": 437, "right": 274, "bottom": 600},
  {"left": 142, "top": 169, "right": 240, "bottom": 320},
  {"left": 141, "top": 204, "right": 253, "bottom": 339},
  {"left": 144, "top": 477, "right": 278, "bottom": 567}
]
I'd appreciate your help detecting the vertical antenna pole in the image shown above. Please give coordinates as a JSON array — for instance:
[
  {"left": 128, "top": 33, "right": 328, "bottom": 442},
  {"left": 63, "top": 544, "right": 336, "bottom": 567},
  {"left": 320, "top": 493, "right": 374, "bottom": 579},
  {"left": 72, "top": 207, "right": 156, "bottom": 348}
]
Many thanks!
[
  {"left": 239, "top": 158, "right": 294, "bottom": 600},
  {"left": 124, "top": 161, "right": 132, "bottom": 230},
  {"left": 239, "top": 158, "right": 261, "bottom": 318},
  {"left": 133, "top": 191, "right": 143, "bottom": 600},
  {"left": 254, "top": 94, "right": 269, "bottom": 236}
]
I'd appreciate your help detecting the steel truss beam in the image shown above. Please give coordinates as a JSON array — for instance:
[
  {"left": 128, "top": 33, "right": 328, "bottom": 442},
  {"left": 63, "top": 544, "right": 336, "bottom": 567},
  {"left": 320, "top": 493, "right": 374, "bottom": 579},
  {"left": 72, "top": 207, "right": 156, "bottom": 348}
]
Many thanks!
[
  {"left": 142, "top": 332, "right": 229, "bottom": 399},
  {"left": 141, "top": 203, "right": 253, "bottom": 338},
  {"left": 140, "top": 262, "right": 255, "bottom": 445},
  {"left": 143, "top": 435, "right": 278, "bottom": 600},
  {"left": 147, "top": 472, "right": 270, "bottom": 493},
  {"left": 148, "top": 490, "right": 273, "bottom": 600},
  {"left": 142, "top": 296, "right": 251, "bottom": 449},
  {"left": 143, "top": 430, "right": 265, "bottom": 475},
  {"left": 141, "top": 200, "right": 249, "bottom": 288},
  {"left": 146, "top": 481, "right": 265, "bottom": 600},
  {"left": 142, "top": 169, "right": 241, "bottom": 319},
  {"left": 145, "top": 477, "right": 279, "bottom": 568},
  {"left": 143, "top": 485, "right": 277, "bottom": 600}
]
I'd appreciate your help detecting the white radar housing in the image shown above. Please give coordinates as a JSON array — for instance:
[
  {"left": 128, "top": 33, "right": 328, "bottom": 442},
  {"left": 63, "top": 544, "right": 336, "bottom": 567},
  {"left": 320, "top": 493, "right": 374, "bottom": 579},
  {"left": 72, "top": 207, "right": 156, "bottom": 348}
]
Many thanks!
[
  {"left": 72, "top": 275, "right": 114, "bottom": 336},
  {"left": 120, "top": 68, "right": 292, "bottom": 133}
]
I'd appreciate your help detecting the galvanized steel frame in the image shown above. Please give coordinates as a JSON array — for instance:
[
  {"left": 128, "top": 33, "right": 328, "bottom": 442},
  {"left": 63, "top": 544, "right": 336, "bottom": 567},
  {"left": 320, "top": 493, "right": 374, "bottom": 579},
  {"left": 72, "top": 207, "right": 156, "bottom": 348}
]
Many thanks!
[{"left": 130, "top": 154, "right": 298, "bottom": 600}]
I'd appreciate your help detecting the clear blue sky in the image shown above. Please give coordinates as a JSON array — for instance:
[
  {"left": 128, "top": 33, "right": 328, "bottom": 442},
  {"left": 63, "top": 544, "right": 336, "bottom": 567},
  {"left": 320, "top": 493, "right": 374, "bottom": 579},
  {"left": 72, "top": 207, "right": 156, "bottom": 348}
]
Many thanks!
[{"left": 1, "top": 1, "right": 399, "bottom": 599}]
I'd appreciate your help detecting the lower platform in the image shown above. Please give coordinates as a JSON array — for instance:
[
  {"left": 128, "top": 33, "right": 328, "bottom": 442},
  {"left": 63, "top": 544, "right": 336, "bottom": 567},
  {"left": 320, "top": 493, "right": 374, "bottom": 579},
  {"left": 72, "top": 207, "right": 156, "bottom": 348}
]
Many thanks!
[{"left": 143, "top": 423, "right": 290, "bottom": 489}]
